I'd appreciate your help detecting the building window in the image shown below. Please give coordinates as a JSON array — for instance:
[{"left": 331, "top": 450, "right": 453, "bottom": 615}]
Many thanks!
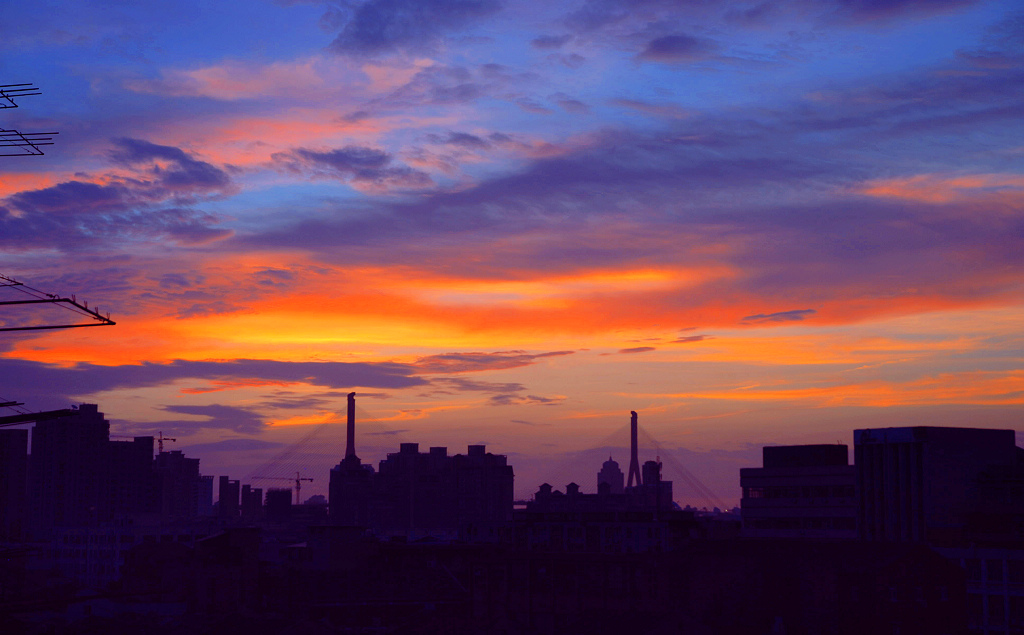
[
  {"left": 990, "top": 596, "right": 1006, "bottom": 627},
  {"left": 988, "top": 560, "right": 1005, "bottom": 583},
  {"left": 966, "top": 559, "right": 982, "bottom": 581},
  {"left": 1009, "top": 595, "right": 1024, "bottom": 627},
  {"left": 1009, "top": 560, "right": 1024, "bottom": 585},
  {"left": 967, "top": 594, "right": 983, "bottom": 627}
]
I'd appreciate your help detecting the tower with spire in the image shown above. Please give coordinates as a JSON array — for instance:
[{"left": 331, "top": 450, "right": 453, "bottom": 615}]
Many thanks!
[{"left": 626, "top": 410, "right": 642, "bottom": 488}]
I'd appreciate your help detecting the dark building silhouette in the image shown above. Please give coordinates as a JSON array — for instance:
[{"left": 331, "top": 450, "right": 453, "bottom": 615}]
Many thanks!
[
  {"left": 218, "top": 476, "right": 240, "bottom": 519},
  {"left": 597, "top": 456, "right": 624, "bottom": 495},
  {"left": 153, "top": 450, "right": 202, "bottom": 521},
  {"left": 516, "top": 445, "right": 680, "bottom": 553},
  {"left": 365, "top": 442, "right": 513, "bottom": 540},
  {"left": 516, "top": 480, "right": 691, "bottom": 553},
  {"left": 28, "top": 404, "right": 110, "bottom": 535},
  {"left": 740, "top": 444, "right": 856, "bottom": 539},
  {"left": 855, "top": 426, "right": 1019, "bottom": 545},
  {"left": 108, "top": 436, "right": 156, "bottom": 516},
  {"left": 198, "top": 474, "right": 214, "bottom": 516},
  {"left": 854, "top": 426, "right": 1024, "bottom": 632},
  {"left": 454, "top": 444, "right": 515, "bottom": 541},
  {"left": 637, "top": 458, "right": 673, "bottom": 510},
  {"left": 0, "top": 428, "right": 28, "bottom": 540},
  {"left": 27, "top": 404, "right": 154, "bottom": 537},
  {"left": 240, "top": 484, "right": 263, "bottom": 520},
  {"left": 329, "top": 393, "right": 513, "bottom": 540},
  {"left": 265, "top": 488, "right": 292, "bottom": 521}
]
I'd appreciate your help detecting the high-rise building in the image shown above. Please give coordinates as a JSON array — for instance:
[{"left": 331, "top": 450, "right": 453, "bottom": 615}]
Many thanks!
[
  {"left": 854, "top": 426, "right": 1024, "bottom": 632},
  {"left": 29, "top": 404, "right": 113, "bottom": 536},
  {"left": 369, "top": 443, "right": 513, "bottom": 540},
  {"left": 241, "top": 484, "right": 263, "bottom": 519},
  {"left": 108, "top": 436, "right": 156, "bottom": 516},
  {"left": 154, "top": 450, "right": 202, "bottom": 520},
  {"left": 854, "top": 427, "right": 1018, "bottom": 544},
  {"left": 218, "top": 476, "right": 240, "bottom": 518},
  {"left": 0, "top": 429, "right": 29, "bottom": 540},
  {"left": 28, "top": 404, "right": 156, "bottom": 537},
  {"left": 197, "top": 475, "right": 215, "bottom": 516},
  {"left": 265, "top": 488, "right": 292, "bottom": 521}
]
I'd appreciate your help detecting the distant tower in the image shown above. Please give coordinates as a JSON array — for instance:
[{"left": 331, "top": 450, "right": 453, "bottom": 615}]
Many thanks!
[
  {"left": 330, "top": 392, "right": 373, "bottom": 524},
  {"left": 626, "top": 411, "right": 642, "bottom": 488},
  {"left": 344, "top": 391, "right": 358, "bottom": 464}
]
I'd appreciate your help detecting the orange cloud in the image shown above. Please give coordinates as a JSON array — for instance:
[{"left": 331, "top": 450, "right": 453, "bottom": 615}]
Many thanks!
[
  {"left": 180, "top": 378, "right": 296, "bottom": 394},
  {"left": 267, "top": 411, "right": 345, "bottom": 427},
  {"left": 125, "top": 56, "right": 367, "bottom": 101},
  {"left": 6, "top": 243, "right": 1024, "bottom": 369},
  {"left": 361, "top": 59, "right": 435, "bottom": 94},
  {"left": 648, "top": 370, "right": 1024, "bottom": 408},
  {"left": 860, "top": 173, "right": 1024, "bottom": 203},
  {"left": 0, "top": 172, "right": 64, "bottom": 198}
]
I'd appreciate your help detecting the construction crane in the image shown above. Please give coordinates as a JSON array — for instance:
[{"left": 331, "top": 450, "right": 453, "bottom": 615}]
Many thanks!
[
  {"left": 157, "top": 431, "right": 177, "bottom": 454},
  {"left": 250, "top": 471, "right": 313, "bottom": 506}
]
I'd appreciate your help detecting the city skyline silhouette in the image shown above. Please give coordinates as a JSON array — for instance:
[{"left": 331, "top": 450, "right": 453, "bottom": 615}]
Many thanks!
[
  {"left": 2, "top": 0, "right": 1023, "bottom": 630},
  {"left": 2, "top": 0, "right": 1024, "bottom": 502}
]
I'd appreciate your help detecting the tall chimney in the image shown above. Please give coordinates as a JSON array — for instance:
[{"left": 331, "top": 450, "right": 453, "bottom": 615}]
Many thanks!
[
  {"left": 345, "top": 392, "right": 357, "bottom": 460},
  {"left": 626, "top": 410, "right": 642, "bottom": 488}
]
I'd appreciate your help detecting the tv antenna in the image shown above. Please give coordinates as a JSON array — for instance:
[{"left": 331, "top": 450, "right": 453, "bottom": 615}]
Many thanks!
[
  {"left": 1, "top": 83, "right": 58, "bottom": 156},
  {"left": 0, "top": 273, "right": 115, "bottom": 332}
]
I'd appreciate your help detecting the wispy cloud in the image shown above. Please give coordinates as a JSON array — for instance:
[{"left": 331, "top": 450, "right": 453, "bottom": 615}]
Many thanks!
[{"left": 742, "top": 310, "right": 816, "bottom": 324}]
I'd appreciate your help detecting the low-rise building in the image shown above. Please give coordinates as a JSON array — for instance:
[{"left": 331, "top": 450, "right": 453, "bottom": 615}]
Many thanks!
[{"left": 740, "top": 444, "right": 856, "bottom": 539}]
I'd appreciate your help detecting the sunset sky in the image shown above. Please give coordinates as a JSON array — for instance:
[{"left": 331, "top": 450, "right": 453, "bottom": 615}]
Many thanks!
[{"left": 2, "top": 0, "right": 1023, "bottom": 505}]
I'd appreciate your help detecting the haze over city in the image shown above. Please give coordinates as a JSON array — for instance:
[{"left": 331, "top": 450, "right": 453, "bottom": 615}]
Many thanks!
[{"left": 3, "top": 0, "right": 1024, "bottom": 505}]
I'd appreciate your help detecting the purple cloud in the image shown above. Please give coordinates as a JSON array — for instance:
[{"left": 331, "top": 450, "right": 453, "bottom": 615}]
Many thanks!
[
  {"left": 1, "top": 138, "right": 233, "bottom": 251},
  {"left": 0, "top": 351, "right": 577, "bottom": 415},
  {"left": 563, "top": 0, "right": 983, "bottom": 33},
  {"left": 157, "top": 404, "right": 265, "bottom": 434},
  {"left": 328, "top": 0, "right": 502, "bottom": 56},
  {"left": 637, "top": 34, "right": 717, "bottom": 63},
  {"left": 554, "top": 95, "right": 589, "bottom": 113},
  {"left": 109, "top": 138, "right": 230, "bottom": 191},
  {"left": 0, "top": 358, "right": 429, "bottom": 411},
  {"left": 820, "top": 0, "right": 979, "bottom": 24},
  {"left": 7, "top": 181, "right": 129, "bottom": 215},
  {"left": 177, "top": 438, "right": 284, "bottom": 453},
  {"left": 619, "top": 346, "right": 656, "bottom": 354},
  {"left": 412, "top": 350, "right": 574, "bottom": 373},
  {"left": 425, "top": 131, "right": 491, "bottom": 149},
  {"left": 531, "top": 34, "right": 572, "bottom": 49},
  {"left": 488, "top": 393, "right": 564, "bottom": 406},
  {"left": 272, "top": 146, "right": 432, "bottom": 190},
  {"left": 671, "top": 335, "right": 708, "bottom": 343},
  {"left": 741, "top": 309, "right": 816, "bottom": 324}
]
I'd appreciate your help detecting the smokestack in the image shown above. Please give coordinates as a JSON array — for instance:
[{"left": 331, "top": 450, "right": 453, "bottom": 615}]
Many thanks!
[
  {"left": 626, "top": 410, "right": 642, "bottom": 488},
  {"left": 345, "top": 392, "right": 357, "bottom": 460}
]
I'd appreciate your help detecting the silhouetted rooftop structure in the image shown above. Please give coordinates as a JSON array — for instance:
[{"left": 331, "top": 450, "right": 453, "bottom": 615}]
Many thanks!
[{"left": 740, "top": 444, "right": 856, "bottom": 540}]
